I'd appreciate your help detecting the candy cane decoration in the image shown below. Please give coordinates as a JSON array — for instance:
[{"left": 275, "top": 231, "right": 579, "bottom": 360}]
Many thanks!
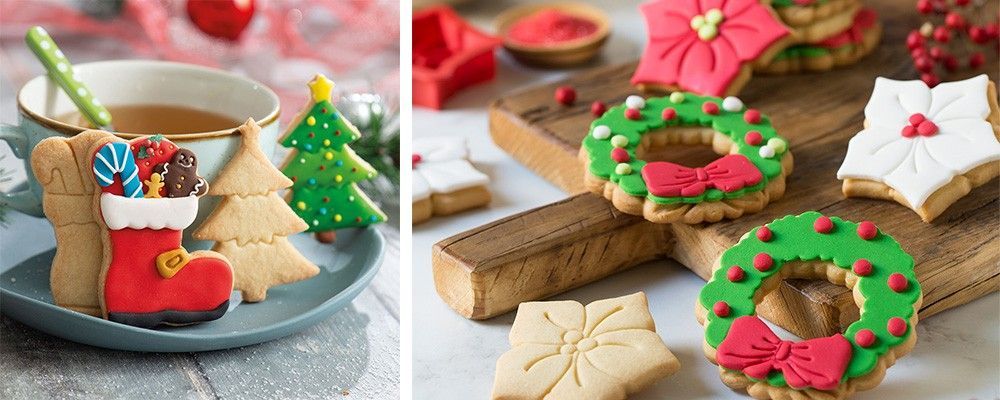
[{"left": 93, "top": 142, "right": 143, "bottom": 198}]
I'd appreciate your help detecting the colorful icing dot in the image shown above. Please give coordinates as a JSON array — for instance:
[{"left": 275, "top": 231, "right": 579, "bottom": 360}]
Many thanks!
[
  {"left": 296, "top": 201, "right": 306, "bottom": 210},
  {"left": 753, "top": 253, "right": 773, "bottom": 271},
  {"left": 853, "top": 259, "right": 873, "bottom": 276},
  {"left": 712, "top": 301, "right": 730, "bottom": 317},
  {"left": 758, "top": 146, "right": 775, "bottom": 158},
  {"left": 697, "top": 24, "right": 718, "bottom": 41},
  {"left": 319, "top": 208, "right": 328, "bottom": 215},
  {"left": 744, "top": 109, "right": 762, "bottom": 124},
  {"left": 592, "top": 125, "right": 612, "bottom": 140},
  {"left": 888, "top": 273, "right": 909, "bottom": 292},
  {"left": 370, "top": 215, "right": 379, "bottom": 222},
  {"left": 722, "top": 96, "right": 743, "bottom": 112},
  {"left": 857, "top": 221, "right": 878, "bottom": 240},
  {"left": 814, "top": 216, "right": 833, "bottom": 233},
  {"left": 299, "top": 158, "right": 306, "bottom": 164},
  {"left": 307, "top": 116, "right": 316, "bottom": 126},
  {"left": 335, "top": 175, "right": 343, "bottom": 183},
  {"left": 334, "top": 214, "right": 343, "bottom": 222},
  {"left": 726, "top": 266, "right": 745, "bottom": 282},
  {"left": 704, "top": 8, "right": 724, "bottom": 24},
  {"left": 669, "top": 92, "right": 685, "bottom": 103},
  {"left": 744, "top": 131, "right": 763, "bottom": 146},
  {"left": 887, "top": 317, "right": 908, "bottom": 337},
  {"left": 854, "top": 329, "right": 876, "bottom": 347},
  {"left": 690, "top": 15, "right": 706, "bottom": 30},
  {"left": 307, "top": 178, "right": 317, "bottom": 185},
  {"left": 349, "top": 195, "right": 356, "bottom": 202},
  {"left": 324, "top": 152, "right": 334, "bottom": 160},
  {"left": 702, "top": 102, "right": 719, "bottom": 115},
  {"left": 291, "top": 140, "right": 298, "bottom": 145},
  {"left": 756, "top": 226, "right": 772, "bottom": 242},
  {"left": 323, "top": 139, "right": 331, "bottom": 146},
  {"left": 615, "top": 163, "right": 632, "bottom": 175},
  {"left": 335, "top": 160, "right": 344, "bottom": 167},
  {"left": 625, "top": 108, "right": 642, "bottom": 120},
  {"left": 662, "top": 107, "right": 677, "bottom": 121},
  {"left": 304, "top": 144, "right": 313, "bottom": 151},
  {"left": 312, "top": 219, "right": 319, "bottom": 226},
  {"left": 625, "top": 95, "right": 646, "bottom": 109},
  {"left": 323, "top": 123, "right": 329, "bottom": 129},
  {"left": 610, "top": 135, "right": 629, "bottom": 148},
  {"left": 611, "top": 148, "right": 630, "bottom": 163},
  {"left": 766, "top": 138, "right": 787, "bottom": 153}
]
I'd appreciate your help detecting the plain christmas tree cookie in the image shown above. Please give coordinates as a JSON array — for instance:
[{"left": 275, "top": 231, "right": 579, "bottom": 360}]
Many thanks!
[
  {"left": 412, "top": 137, "right": 491, "bottom": 224},
  {"left": 697, "top": 212, "right": 922, "bottom": 400},
  {"left": 194, "top": 119, "right": 319, "bottom": 302},
  {"left": 837, "top": 75, "right": 1000, "bottom": 222},
  {"left": 492, "top": 293, "right": 679, "bottom": 400},
  {"left": 581, "top": 93, "right": 793, "bottom": 224}
]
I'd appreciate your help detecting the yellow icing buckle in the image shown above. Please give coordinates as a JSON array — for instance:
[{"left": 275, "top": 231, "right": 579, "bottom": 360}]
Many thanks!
[{"left": 156, "top": 248, "right": 191, "bottom": 279}]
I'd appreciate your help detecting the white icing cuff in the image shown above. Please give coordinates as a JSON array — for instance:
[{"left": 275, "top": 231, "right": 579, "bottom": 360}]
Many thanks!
[
  {"left": 419, "top": 159, "right": 490, "bottom": 194},
  {"left": 413, "top": 173, "right": 432, "bottom": 201},
  {"left": 100, "top": 193, "right": 198, "bottom": 230}
]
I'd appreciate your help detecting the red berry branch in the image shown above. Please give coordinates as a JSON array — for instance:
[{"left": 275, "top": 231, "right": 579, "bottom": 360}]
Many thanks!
[{"left": 908, "top": 0, "right": 998, "bottom": 86}]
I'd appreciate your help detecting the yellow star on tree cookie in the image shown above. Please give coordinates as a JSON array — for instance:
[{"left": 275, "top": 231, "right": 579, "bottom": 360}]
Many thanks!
[
  {"left": 308, "top": 73, "right": 334, "bottom": 102},
  {"left": 144, "top": 173, "right": 164, "bottom": 198}
]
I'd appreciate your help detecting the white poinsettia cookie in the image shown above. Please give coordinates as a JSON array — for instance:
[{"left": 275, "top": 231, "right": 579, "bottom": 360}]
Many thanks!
[
  {"left": 838, "top": 74, "right": 1000, "bottom": 222},
  {"left": 491, "top": 293, "right": 679, "bottom": 400},
  {"left": 412, "top": 137, "right": 491, "bottom": 224}
]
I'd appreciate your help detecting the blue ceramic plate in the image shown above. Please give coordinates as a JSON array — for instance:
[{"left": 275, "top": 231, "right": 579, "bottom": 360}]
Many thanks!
[{"left": 0, "top": 228, "right": 383, "bottom": 352}]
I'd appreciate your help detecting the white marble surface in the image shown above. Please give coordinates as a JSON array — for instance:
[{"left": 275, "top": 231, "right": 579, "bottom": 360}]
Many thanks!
[{"left": 412, "top": 1, "right": 1000, "bottom": 399}]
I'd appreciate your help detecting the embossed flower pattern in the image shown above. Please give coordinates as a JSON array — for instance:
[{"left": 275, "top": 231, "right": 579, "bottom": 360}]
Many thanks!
[
  {"left": 492, "top": 293, "right": 679, "bottom": 400},
  {"left": 631, "top": 0, "right": 790, "bottom": 96},
  {"left": 838, "top": 75, "right": 1000, "bottom": 208}
]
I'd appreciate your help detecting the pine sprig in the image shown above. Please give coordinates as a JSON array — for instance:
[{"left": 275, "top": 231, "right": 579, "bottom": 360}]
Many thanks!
[{"left": 340, "top": 94, "right": 400, "bottom": 201}]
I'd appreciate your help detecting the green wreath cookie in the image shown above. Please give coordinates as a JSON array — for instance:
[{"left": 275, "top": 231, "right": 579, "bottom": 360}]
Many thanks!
[
  {"left": 581, "top": 93, "right": 793, "bottom": 224},
  {"left": 696, "top": 212, "right": 922, "bottom": 399}
]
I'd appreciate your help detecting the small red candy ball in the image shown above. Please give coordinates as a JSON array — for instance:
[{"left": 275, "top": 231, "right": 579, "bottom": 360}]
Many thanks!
[
  {"left": 555, "top": 86, "right": 576, "bottom": 106},
  {"left": 702, "top": 102, "right": 719, "bottom": 115},
  {"left": 906, "top": 30, "right": 924, "bottom": 50},
  {"left": 713, "top": 301, "right": 731, "bottom": 317},
  {"left": 625, "top": 108, "right": 642, "bottom": 120},
  {"left": 753, "top": 253, "right": 773, "bottom": 271},
  {"left": 933, "top": 26, "right": 951, "bottom": 43},
  {"left": 969, "top": 52, "right": 985, "bottom": 69},
  {"left": 590, "top": 101, "right": 607, "bottom": 117},
  {"left": 743, "top": 108, "right": 762, "bottom": 124},
  {"left": 887, "top": 317, "right": 908, "bottom": 337},
  {"left": 744, "top": 131, "right": 763, "bottom": 146},
  {"left": 611, "top": 147, "right": 630, "bottom": 163},
  {"left": 853, "top": 259, "right": 873, "bottom": 276},
  {"left": 888, "top": 273, "right": 909, "bottom": 292},
  {"left": 756, "top": 225, "right": 772, "bottom": 241},
  {"left": 857, "top": 221, "right": 877, "bottom": 240},
  {"left": 813, "top": 216, "right": 833, "bottom": 233},
  {"left": 855, "top": 329, "right": 876, "bottom": 347},
  {"left": 727, "top": 266, "right": 745, "bottom": 282},
  {"left": 662, "top": 107, "right": 677, "bottom": 121},
  {"left": 921, "top": 73, "right": 940, "bottom": 87},
  {"left": 916, "top": 0, "right": 933, "bottom": 14},
  {"left": 945, "top": 12, "right": 965, "bottom": 29}
]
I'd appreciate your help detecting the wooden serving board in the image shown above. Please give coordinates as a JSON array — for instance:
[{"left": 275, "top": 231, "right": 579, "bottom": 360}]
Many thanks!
[{"left": 433, "top": 0, "right": 1000, "bottom": 339}]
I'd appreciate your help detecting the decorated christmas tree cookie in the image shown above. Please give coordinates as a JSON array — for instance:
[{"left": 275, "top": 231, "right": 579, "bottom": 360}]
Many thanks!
[
  {"left": 280, "top": 74, "right": 387, "bottom": 242},
  {"left": 195, "top": 119, "right": 319, "bottom": 302}
]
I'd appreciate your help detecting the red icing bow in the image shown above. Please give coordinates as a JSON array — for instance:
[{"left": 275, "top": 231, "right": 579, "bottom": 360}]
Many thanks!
[
  {"left": 716, "top": 316, "right": 852, "bottom": 391},
  {"left": 641, "top": 154, "right": 763, "bottom": 197}
]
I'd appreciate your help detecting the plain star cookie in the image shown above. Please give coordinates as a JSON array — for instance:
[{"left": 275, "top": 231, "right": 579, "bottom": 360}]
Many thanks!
[
  {"left": 492, "top": 293, "right": 679, "bottom": 400},
  {"left": 837, "top": 74, "right": 1000, "bottom": 222},
  {"left": 697, "top": 212, "right": 922, "bottom": 400},
  {"left": 581, "top": 93, "right": 793, "bottom": 224},
  {"left": 631, "top": 0, "right": 793, "bottom": 97},
  {"left": 412, "top": 137, "right": 491, "bottom": 224}
]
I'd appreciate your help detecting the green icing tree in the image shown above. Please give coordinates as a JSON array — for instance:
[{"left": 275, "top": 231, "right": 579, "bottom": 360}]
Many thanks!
[{"left": 279, "top": 74, "right": 386, "bottom": 233}]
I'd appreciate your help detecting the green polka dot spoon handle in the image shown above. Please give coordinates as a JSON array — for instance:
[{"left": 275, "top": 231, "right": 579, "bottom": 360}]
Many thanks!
[{"left": 25, "top": 26, "right": 113, "bottom": 130}]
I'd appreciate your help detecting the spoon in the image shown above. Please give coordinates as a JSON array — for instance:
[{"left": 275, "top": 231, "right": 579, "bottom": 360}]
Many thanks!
[{"left": 25, "top": 26, "right": 114, "bottom": 131}]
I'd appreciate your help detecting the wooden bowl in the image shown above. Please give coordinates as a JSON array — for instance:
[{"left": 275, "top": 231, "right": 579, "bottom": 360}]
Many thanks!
[{"left": 494, "top": 2, "right": 611, "bottom": 69}]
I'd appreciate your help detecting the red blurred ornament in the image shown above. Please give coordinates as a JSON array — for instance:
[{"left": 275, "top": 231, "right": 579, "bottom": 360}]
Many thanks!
[
  {"left": 969, "top": 26, "right": 990, "bottom": 44},
  {"left": 944, "top": 12, "right": 964, "bottom": 29},
  {"left": 910, "top": 47, "right": 927, "bottom": 60},
  {"left": 906, "top": 30, "right": 924, "bottom": 49},
  {"left": 928, "top": 46, "right": 945, "bottom": 60},
  {"left": 955, "top": 0, "right": 970, "bottom": 6},
  {"left": 921, "top": 73, "right": 940, "bottom": 87},
  {"left": 943, "top": 55, "right": 959, "bottom": 71},
  {"left": 186, "top": 0, "right": 256, "bottom": 41},
  {"left": 969, "top": 52, "right": 985, "bottom": 68},
  {"left": 986, "top": 23, "right": 999, "bottom": 39},
  {"left": 932, "top": 26, "right": 951, "bottom": 43},
  {"left": 915, "top": 56, "right": 935, "bottom": 72},
  {"left": 916, "top": 0, "right": 933, "bottom": 14}
]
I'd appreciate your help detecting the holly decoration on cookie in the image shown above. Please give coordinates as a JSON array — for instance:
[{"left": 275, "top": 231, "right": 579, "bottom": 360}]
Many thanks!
[
  {"left": 907, "top": 0, "right": 998, "bottom": 86},
  {"left": 699, "top": 212, "right": 922, "bottom": 394},
  {"left": 280, "top": 74, "right": 386, "bottom": 240},
  {"left": 632, "top": 0, "right": 790, "bottom": 96}
]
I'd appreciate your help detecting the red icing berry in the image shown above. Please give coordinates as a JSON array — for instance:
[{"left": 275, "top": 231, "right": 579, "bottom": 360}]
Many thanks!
[
  {"left": 887, "top": 317, "right": 908, "bottom": 337},
  {"left": 702, "top": 102, "right": 719, "bottom": 115},
  {"left": 916, "top": 0, "right": 933, "bottom": 14},
  {"left": 590, "top": 101, "right": 607, "bottom": 117},
  {"left": 933, "top": 26, "right": 951, "bottom": 43},
  {"left": 611, "top": 148, "right": 630, "bottom": 163},
  {"left": 744, "top": 131, "right": 763, "bottom": 146},
  {"left": 813, "top": 216, "right": 833, "bottom": 233},
  {"left": 555, "top": 86, "right": 576, "bottom": 106},
  {"left": 853, "top": 259, "right": 873, "bottom": 276},
  {"left": 857, "top": 221, "right": 877, "bottom": 240},
  {"left": 969, "top": 52, "right": 985, "bottom": 69},
  {"left": 743, "top": 108, "right": 762, "bottom": 124},
  {"left": 753, "top": 253, "right": 773, "bottom": 272},
  {"left": 888, "top": 273, "right": 909, "bottom": 292},
  {"left": 625, "top": 108, "right": 642, "bottom": 120},
  {"left": 727, "top": 266, "right": 745, "bottom": 282},
  {"left": 756, "top": 226, "right": 772, "bottom": 242},
  {"left": 906, "top": 30, "right": 924, "bottom": 49},
  {"left": 903, "top": 113, "right": 938, "bottom": 137},
  {"left": 713, "top": 301, "right": 731, "bottom": 317},
  {"left": 855, "top": 329, "right": 876, "bottom": 347},
  {"left": 662, "top": 107, "right": 677, "bottom": 121}
]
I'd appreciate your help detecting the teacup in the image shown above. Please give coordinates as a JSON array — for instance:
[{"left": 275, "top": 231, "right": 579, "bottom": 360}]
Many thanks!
[{"left": 0, "top": 60, "right": 281, "bottom": 245}]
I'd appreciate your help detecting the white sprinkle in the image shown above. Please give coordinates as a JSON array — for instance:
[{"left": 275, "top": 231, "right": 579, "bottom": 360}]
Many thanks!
[
  {"left": 323, "top": 123, "right": 329, "bottom": 129},
  {"left": 77, "top": 87, "right": 88, "bottom": 96},
  {"left": 592, "top": 125, "right": 612, "bottom": 140},
  {"left": 54, "top": 49, "right": 64, "bottom": 59},
  {"left": 625, "top": 95, "right": 645, "bottom": 110},
  {"left": 759, "top": 145, "right": 776, "bottom": 158},
  {"left": 39, "top": 40, "right": 51, "bottom": 50},
  {"left": 722, "top": 96, "right": 744, "bottom": 112},
  {"left": 56, "top": 63, "right": 67, "bottom": 72}
]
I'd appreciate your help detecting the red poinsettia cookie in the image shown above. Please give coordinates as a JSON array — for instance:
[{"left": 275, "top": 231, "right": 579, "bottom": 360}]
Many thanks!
[{"left": 632, "top": 0, "right": 793, "bottom": 96}]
